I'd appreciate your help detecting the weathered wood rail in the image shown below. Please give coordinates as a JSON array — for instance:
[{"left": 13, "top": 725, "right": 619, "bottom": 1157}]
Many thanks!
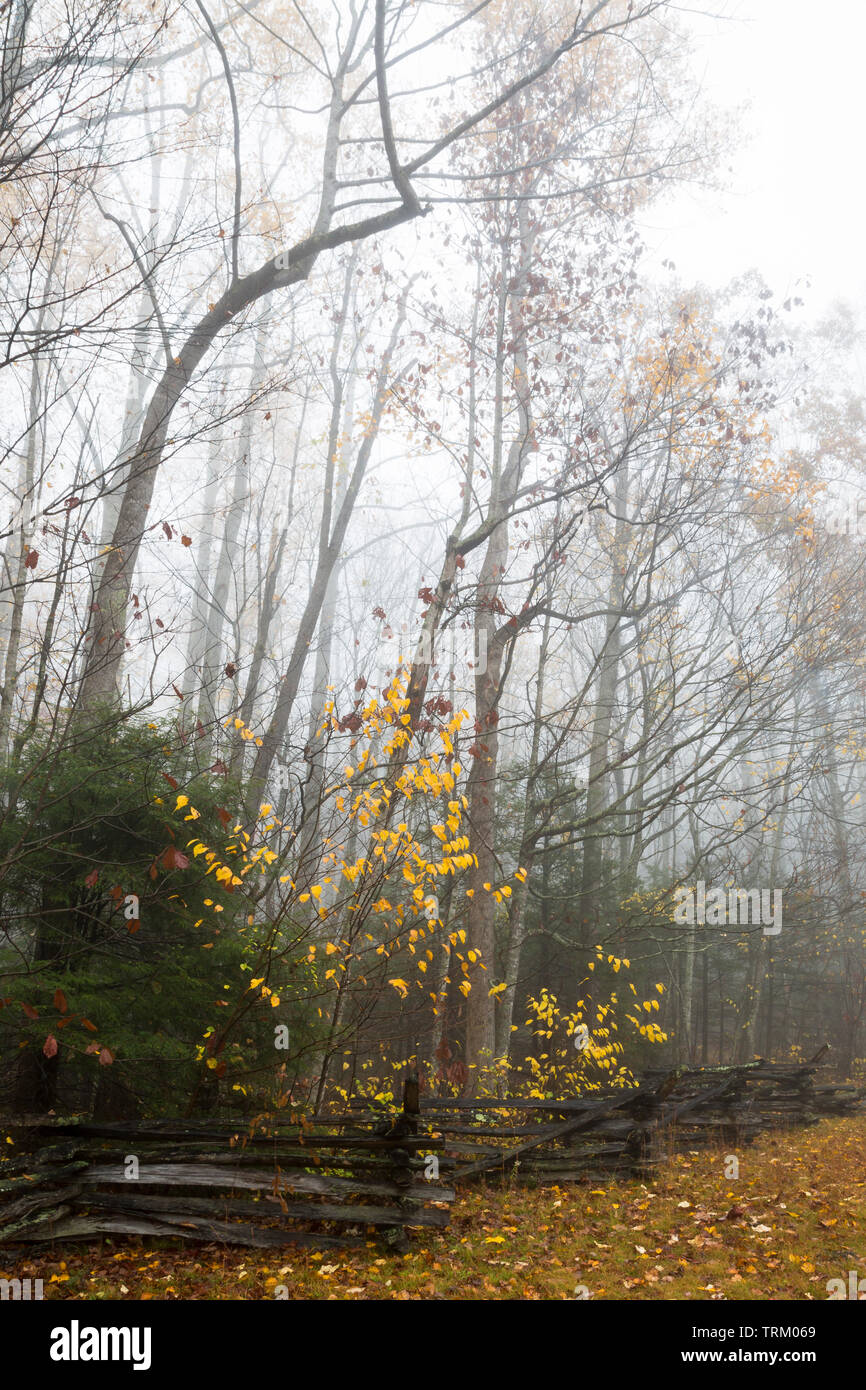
[
  {"left": 0, "top": 1076, "right": 454, "bottom": 1251},
  {"left": 1, "top": 1058, "right": 860, "bottom": 1248},
  {"left": 340, "top": 1057, "right": 865, "bottom": 1184}
]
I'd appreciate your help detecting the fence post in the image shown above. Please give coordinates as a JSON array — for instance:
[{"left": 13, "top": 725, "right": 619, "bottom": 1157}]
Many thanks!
[
  {"left": 381, "top": 1070, "right": 420, "bottom": 1253},
  {"left": 402, "top": 1070, "right": 420, "bottom": 1132}
]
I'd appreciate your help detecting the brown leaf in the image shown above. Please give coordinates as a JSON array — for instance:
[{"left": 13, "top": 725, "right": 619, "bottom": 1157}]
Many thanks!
[
  {"left": 98, "top": 1048, "right": 114, "bottom": 1066},
  {"left": 21, "top": 1002, "right": 38, "bottom": 1020},
  {"left": 43, "top": 1034, "right": 58, "bottom": 1058},
  {"left": 161, "top": 846, "right": 190, "bottom": 871},
  {"left": 81, "top": 1018, "right": 98, "bottom": 1032},
  {"left": 162, "top": 772, "right": 178, "bottom": 790},
  {"left": 85, "top": 869, "right": 99, "bottom": 888},
  {"left": 181, "top": 535, "right": 192, "bottom": 547},
  {"left": 24, "top": 549, "right": 38, "bottom": 570},
  {"left": 53, "top": 988, "right": 68, "bottom": 1014}
]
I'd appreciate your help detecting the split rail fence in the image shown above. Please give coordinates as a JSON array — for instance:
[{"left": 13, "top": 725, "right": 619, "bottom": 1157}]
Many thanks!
[
  {"left": 0, "top": 1057, "right": 860, "bottom": 1250},
  {"left": 0, "top": 1079, "right": 451, "bottom": 1252}
]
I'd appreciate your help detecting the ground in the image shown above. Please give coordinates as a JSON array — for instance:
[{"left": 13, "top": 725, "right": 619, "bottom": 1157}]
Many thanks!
[{"left": 4, "top": 1116, "right": 864, "bottom": 1300}]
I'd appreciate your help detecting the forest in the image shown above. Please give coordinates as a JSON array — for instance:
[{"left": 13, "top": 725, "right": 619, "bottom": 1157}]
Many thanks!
[{"left": 1, "top": 0, "right": 865, "bottom": 1319}]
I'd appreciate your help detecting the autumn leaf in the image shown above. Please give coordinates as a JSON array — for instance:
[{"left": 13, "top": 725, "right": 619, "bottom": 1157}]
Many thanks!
[
  {"left": 42, "top": 1034, "right": 58, "bottom": 1058},
  {"left": 98, "top": 1048, "right": 114, "bottom": 1066},
  {"left": 161, "top": 846, "right": 190, "bottom": 871},
  {"left": 181, "top": 534, "right": 192, "bottom": 546},
  {"left": 24, "top": 549, "right": 38, "bottom": 570},
  {"left": 85, "top": 869, "right": 99, "bottom": 888},
  {"left": 53, "top": 988, "right": 68, "bottom": 1014}
]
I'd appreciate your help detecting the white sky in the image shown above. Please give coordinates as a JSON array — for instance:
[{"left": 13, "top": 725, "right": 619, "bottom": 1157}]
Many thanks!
[{"left": 642, "top": 0, "right": 866, "bottom": 322}]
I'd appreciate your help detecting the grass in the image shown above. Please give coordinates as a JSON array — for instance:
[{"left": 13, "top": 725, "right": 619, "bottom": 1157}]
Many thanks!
[{"left": 4, "top": 1114, "right": 864, "bottom": 1300}]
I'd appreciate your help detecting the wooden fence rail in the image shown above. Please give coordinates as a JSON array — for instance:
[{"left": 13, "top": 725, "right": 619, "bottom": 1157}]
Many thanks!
[
  {"left": 336, "top": 1057, "right": 864, "bottom": 1184},
  {"left": 0, "top": 1076, "right": 453, "bottom": 1251},
  {"left": 1, "top": 1058, "right": 860, "bottom": 1250}
]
